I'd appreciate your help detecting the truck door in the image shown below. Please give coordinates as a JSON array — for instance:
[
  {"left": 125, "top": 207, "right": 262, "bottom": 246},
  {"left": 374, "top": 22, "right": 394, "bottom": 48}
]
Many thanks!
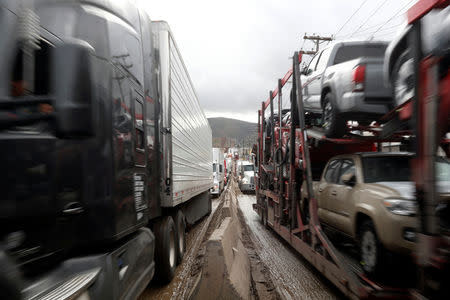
[
  {"left": 307, "top": 47, "right": 331, "bottom": 111},
  {"left": 331, "top": 159, "right": 356, "bottom": 235},
  {"left": 302, "top": 53, "right": 320, "bottom": 109},
  {"left": 317, "top": 159, "right": 341, "bottom": 224},
  {"left": 133, "top": 91, "right": 147, "bottom": 221}
]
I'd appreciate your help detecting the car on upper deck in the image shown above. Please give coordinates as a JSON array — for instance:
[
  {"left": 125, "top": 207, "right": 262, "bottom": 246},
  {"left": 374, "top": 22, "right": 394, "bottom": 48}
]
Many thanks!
[{"left": 301, "top": 40, "right": 393, "bottom": 137}]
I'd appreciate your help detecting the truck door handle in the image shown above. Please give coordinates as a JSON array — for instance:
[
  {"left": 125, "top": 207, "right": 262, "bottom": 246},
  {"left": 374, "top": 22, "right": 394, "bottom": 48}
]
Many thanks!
[
  {"left": 62, "top": 202, "right": 84, "bottom": 216},
  {"left": 331, "top": 191, "right": 337, "bottom": 196},
  {"left": 318, "top": 188, "right": 324, "bottom": 192}
]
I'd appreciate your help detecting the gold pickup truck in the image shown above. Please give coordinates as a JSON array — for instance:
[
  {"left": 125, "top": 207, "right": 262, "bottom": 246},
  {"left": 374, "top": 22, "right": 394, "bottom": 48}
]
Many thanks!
[{"left": 301, "top": 152, "right": 450, "bottom": 275}]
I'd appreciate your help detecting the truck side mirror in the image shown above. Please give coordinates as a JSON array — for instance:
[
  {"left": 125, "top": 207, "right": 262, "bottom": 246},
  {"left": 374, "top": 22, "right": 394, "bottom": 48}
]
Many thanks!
[
  {"left": 301, "top": 67, "right": 311, "bottom": 76},
  {"left": 341, "top": 173, "right": 356, "bottom": 186},
  {"left": 52, "top": 40, "right": 95, "bottom": 137}
]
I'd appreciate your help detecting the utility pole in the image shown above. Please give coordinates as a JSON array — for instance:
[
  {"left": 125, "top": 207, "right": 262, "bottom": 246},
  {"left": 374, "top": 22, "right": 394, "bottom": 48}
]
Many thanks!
[{"left": 302, "top": 33, "right": 333, "bottom": 55}]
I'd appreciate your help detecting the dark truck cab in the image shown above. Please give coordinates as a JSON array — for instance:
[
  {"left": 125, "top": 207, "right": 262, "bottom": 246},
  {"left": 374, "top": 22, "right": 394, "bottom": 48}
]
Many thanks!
[{"left": 0, "top": 0, "right": 158, "bottom": 298}]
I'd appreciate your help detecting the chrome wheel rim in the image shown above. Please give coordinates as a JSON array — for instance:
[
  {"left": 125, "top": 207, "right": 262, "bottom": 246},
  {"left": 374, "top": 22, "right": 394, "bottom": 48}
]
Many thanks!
[
  {"left": 169, "top": 229, "right": 175, "bottom": 268},
  {"left": 323, "top": 101, "right": 333, "bottom": 130},
  {"left": 361, "top": 230, "right": 377, "bottom": 271}
]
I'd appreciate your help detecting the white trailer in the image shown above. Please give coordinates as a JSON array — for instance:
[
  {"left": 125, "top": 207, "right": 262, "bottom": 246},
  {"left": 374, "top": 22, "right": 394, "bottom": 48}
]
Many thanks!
[{"left": 151, "top": 21, "right": 213, "bottom": 282}]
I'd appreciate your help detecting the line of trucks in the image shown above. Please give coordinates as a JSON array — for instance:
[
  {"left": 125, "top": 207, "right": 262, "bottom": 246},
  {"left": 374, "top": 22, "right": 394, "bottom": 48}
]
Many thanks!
[
  {"left": 255, "top": 1, "right": 449, "bottom": 299},
  {"left": 0, "top": 0, "right": 215, "bottom": 299}
]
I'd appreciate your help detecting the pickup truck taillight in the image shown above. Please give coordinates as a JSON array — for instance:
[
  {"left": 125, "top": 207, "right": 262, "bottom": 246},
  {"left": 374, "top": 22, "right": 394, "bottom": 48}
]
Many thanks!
[{"left": 352, "top": 64, "right": 366, "bottom": 92}]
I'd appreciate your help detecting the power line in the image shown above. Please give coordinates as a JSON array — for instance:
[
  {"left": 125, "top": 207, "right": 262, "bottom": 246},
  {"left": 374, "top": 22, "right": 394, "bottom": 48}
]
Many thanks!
[
  {"left": 350, "top": 0, "right": 389, "bottom": 38},
  {"left": 334, "top": 0, "right": 369, "bottom": 37},
  {"left": 370, "top": 0, "right": 414, "bottom": 39}
]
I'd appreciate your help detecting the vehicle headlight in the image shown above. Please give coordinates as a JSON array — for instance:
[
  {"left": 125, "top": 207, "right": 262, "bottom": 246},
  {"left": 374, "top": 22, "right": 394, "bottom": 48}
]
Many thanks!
[{"left": 383, "top": 198, "right": 417, "bottom": 216}]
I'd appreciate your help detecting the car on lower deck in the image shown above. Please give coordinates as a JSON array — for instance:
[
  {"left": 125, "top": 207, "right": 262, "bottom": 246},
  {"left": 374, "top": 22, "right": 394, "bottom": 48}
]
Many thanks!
[{"left": 301, "top": 152, "right": 450, "bottom": 275}]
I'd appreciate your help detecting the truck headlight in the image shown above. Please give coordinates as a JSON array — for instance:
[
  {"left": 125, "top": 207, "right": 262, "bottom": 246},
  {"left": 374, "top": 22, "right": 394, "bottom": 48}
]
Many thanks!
[{"left": 383, "top": 199, "right": 417, "bottom": 216}]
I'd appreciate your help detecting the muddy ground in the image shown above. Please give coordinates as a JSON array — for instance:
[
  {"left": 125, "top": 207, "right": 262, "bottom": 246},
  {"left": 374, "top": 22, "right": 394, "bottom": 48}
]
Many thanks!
[
  {"left": 139, "top": 179, "right": 343, "bottom": 300},
  {"left": 237, "top": 193, "right": 343, "bottom": 300}
]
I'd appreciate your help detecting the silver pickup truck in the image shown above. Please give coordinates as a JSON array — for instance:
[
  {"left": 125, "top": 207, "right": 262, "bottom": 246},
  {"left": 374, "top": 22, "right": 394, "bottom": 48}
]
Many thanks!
[{"left": 301, "top": 41, "right": 393, "bottom": 137}]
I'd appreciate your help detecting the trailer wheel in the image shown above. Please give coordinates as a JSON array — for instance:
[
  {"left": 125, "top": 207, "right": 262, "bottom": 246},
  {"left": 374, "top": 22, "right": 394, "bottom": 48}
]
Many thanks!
[
  {"left": 154, "top": 216, "right": 177, "bottom": 283},
  {"left": 322, "top": 93, "right": 345, "bottom": 138},
  {"left": 360, "top": 220, "right": 385, "bottom": 276},
  {"left": 173, "top": 211, "right": 186, "bottom": 265}
]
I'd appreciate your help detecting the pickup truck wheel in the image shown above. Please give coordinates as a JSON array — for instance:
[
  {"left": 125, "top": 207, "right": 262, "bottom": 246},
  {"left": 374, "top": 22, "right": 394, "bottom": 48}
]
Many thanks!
[
  {"left": 392, "top": 51, "right": 414, "bottom": 108},
  {"left": 174, "top": 211, "right": 186, "bottom": 265},
  {"left": 322, "top": 93, "right": 345, "bottom": 138},
  {"left": 360, "top": 220, "right": 385, "bottom": 276},
  {"left": 154, "top": 216, "right": 177, "bottom": 283}
]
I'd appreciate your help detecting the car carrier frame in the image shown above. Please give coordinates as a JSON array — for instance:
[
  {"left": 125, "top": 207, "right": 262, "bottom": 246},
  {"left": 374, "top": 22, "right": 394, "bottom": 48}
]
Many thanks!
[{"left": 253, "top": 1, "right": 450, "bottom": 299}]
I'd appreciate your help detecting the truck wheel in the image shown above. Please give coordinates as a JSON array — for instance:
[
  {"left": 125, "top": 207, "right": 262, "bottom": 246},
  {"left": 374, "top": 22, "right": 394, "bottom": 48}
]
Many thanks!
[
  {"left": 322, "top": 93, "right": 345, "bottom": 138},
  {"left": 154, "top": 216, "right": 177, "bottom": 283},
  {"left": 359, "top": 220, "right": 385, "bottom": 276},
  {"left": 392, "top": 50, "right": 414, "bottom": 108},
  {"left": 174, "top": 211, "right": 186, "bottom": 265}
]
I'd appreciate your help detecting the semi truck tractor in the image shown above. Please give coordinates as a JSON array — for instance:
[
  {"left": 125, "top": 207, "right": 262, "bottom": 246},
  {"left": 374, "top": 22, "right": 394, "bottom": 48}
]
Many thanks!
[
  {"left": 0, "top": 0, "right": 212, "bottom": 299},
  {"left": 211, "top": 147, "right": 224, "bottom": 195}
]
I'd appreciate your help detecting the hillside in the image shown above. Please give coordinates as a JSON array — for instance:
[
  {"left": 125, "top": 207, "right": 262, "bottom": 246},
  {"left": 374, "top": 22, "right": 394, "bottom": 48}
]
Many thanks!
[{"left": 207, "top": 117, "right": 257, "bottom": 147}]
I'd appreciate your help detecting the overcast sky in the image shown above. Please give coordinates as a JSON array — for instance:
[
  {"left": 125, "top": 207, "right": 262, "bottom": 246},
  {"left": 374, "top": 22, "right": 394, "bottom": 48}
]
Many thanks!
[{"left": 141, "top": 0, "right": 415, "bottom": 123}]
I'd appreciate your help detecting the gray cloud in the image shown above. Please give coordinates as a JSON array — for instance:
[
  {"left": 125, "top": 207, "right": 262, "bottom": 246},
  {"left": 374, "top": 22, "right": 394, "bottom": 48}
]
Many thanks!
[{"left": 142, "top": 0, "right": 413, "bottom": 122}]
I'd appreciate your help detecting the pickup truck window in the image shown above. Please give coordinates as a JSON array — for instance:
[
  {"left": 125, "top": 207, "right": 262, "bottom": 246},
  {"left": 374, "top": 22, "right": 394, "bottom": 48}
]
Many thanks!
[
  {"left": 333, "top": 44, "right": 387, "bottom": 65},
  {"left": 324, "top": 159, "right": 341, "bottom": 183},
  {"left": 307, "top": 53, "right": 320, "bottom": 72},
  {"left": 362, "top": 156, "right": 410, "bottom": 183},
  {"left": 338, "top": 159, "right": 356, "bottom": 184},
  {"left": 315, "top": 47, "right": 332, "bottom": 71}
]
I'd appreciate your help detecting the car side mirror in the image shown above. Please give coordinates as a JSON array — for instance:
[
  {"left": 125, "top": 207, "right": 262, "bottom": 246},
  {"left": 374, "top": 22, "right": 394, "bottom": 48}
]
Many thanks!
[
  {"left": 52, "top": 40, "right": 95, "bottom": 137},
  {"left": 301, "top": 68, "right": 312, "bottom": 76},
  {"left": 341, "top": 173, "right": 356, "bottom": 186}
]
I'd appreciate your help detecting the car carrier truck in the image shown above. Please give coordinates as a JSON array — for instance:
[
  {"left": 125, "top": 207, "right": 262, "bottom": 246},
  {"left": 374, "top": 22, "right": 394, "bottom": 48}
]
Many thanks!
[
  {"left": 0, "top": 0, "right": 212, "bottom": 299},
  {"left": 254, "top": 1, "right": 449, "bottom": 298}
]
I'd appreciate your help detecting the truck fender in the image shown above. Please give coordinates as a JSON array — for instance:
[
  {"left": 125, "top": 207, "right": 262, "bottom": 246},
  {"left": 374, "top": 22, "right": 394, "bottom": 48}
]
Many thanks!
[
  {"left": 320, "top": 84, "right": 335, "bottom": 109},
  {"left": 352, "top": 204, "right": 379, "bottom": 239}
]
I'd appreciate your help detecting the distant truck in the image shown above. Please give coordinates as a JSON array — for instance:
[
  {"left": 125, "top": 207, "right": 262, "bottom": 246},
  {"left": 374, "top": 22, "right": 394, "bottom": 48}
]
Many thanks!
[
  {"left": 211, "top": 148, "right": 224, "bottom": 195},
  {"left": 238, "top": 161, "right": 256, "bottom": 193},
  {"left": 0, "top": 1, "right": 212, "bottom": 298},
  {"left": 301, "top": 152, "right": 450, "bottom": 275},
  {"left": 301, "top": 41, "right": 392, "bottom": 137}
]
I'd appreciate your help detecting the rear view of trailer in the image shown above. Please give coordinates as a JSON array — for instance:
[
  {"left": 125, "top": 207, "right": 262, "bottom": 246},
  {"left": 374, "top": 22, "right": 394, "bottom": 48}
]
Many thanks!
[{"left": 152, "top": 21, "right": 213, "bottom": 208}]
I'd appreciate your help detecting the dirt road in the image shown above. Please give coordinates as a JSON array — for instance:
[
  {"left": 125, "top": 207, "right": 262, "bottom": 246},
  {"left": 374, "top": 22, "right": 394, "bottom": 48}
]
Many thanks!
[
  {"left": 237, "top": 194, "right": 343, "bottom": 300},
  {"left": 139, "top": 197, "right": 221, "bottom": 300}
]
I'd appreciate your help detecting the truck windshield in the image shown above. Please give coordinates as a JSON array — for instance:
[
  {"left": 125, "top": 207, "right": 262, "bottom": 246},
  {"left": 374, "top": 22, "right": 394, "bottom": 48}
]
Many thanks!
[
  {"left": 333, "top": 44, "right": 387, "bottom": 65},
  {"left": 242, "top": 165, "right": 255, "bottom": 172},
  {"left": 436, "top": 158, "right": 450, "bottom": 182},
  {"left": 362, "top": 156, "right": 411, "bottom": 183}
]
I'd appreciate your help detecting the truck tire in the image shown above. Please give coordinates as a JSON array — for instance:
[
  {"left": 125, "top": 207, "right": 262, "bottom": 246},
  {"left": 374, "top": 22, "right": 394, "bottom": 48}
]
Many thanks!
[
  {"left": 322, "top": 93, "right": 345, "bottom": 138},
  {"left": 392, "top": 50, "right": 414, "bottom": 109},
  {"left": 154, "top": 216, "right": 177, "bottom": 283},
  {"left": 173, "top": 211, "right": 186, "bottom": 265},
  {"left": 359, "top": 220, "right": 385, "bottom": 276}
]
